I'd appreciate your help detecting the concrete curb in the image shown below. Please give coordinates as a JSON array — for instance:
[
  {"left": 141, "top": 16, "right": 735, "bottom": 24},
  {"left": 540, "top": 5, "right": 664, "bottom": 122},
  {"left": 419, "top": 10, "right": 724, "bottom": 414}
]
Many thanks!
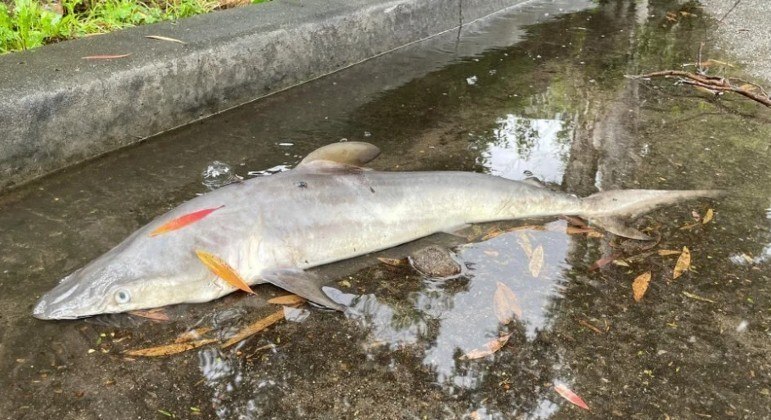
[{"left": 0, "top": 0, "right": 526, "bottom": 192}]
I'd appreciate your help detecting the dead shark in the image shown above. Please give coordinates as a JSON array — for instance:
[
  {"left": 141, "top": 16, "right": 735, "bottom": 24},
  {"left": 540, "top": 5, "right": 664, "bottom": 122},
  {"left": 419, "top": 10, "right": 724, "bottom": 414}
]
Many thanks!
[{"left": 33, "top": 142, "right": 721, "bottom": 319}]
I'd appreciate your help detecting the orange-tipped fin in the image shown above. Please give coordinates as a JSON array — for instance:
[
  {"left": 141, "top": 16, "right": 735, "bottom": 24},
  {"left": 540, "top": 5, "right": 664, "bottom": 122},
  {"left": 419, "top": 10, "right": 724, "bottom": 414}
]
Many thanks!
[
  {"left": 195, "top": 250, "right": 254, "bottom": 294},
  {"left": 150, "top": 205, "right": 224, "bottom": 237}
]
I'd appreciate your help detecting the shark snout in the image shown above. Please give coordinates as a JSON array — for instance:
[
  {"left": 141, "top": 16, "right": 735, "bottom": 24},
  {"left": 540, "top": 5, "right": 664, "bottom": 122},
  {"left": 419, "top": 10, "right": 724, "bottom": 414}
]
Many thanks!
[{"left": 33, "top": 273, "right": 100, "bottom": 320}]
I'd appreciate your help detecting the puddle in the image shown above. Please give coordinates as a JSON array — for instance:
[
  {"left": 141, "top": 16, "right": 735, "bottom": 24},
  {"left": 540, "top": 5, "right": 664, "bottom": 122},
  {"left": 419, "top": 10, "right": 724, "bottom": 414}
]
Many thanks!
[{"left": 1, "top": 0, "right": 769, "bottom": 418}]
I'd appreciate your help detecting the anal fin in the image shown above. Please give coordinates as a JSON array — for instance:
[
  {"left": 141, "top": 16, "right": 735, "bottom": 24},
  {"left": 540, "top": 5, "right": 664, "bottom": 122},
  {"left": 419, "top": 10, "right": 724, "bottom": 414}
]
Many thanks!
[
  {"left": 589, "top": 217, "right": 652, "bottom": 240},
  {"left": 259, "top": 269, "right": 345, "bottom": 311}
]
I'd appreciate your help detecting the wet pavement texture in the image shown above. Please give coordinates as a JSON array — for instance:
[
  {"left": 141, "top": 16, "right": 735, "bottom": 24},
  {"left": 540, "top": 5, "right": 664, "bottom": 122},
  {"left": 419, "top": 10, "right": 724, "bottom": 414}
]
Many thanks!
[{"left": 1, "top": 0, "right": 769, "bottom": 418}]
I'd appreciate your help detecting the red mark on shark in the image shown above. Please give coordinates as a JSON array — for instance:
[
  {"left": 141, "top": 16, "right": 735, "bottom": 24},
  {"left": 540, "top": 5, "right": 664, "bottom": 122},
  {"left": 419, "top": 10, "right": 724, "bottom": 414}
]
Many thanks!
[{"left": 149, "top": 205, "right": 224, "bottom": 237}]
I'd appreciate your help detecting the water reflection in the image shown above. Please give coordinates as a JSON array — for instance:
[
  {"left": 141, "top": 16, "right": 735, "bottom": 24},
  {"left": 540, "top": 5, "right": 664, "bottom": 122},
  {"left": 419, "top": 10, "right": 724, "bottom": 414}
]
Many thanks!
[
  {"left": 478, "top": 115, "right": 572, "bottom": 183},
  {"left": 340, "top": 221, "right": 574, "bottom": 395}
]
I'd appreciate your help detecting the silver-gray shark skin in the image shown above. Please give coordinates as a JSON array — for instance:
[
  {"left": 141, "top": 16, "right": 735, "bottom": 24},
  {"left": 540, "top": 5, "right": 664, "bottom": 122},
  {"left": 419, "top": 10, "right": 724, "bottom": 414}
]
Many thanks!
[{"left": 33, "top": 142, "right": 722, "bottom": 319}]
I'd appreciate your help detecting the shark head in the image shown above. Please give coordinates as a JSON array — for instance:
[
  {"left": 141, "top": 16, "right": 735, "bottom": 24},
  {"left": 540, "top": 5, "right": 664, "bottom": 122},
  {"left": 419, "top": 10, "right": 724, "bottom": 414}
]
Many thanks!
[{"left": 32, "top": 236, "right": 219, "bottom": 320}]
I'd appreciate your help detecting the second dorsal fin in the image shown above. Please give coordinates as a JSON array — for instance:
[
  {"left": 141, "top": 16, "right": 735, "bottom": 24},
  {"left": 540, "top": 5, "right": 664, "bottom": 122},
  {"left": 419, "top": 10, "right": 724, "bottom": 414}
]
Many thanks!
[{"left": 298, "top": 142, "right": 381, "bottom": 168}]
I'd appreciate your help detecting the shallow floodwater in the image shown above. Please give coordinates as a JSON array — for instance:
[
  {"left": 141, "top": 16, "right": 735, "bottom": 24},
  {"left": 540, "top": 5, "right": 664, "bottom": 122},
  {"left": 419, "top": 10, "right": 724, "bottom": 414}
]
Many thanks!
[{"left": 1, "top": 1, "right": 769, "bottom": 418}]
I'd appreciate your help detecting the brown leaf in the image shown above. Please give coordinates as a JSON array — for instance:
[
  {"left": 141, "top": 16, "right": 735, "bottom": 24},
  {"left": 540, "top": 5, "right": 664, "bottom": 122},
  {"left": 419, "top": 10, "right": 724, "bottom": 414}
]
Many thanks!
[
  {"left": 673, "top": 246, "right": 691, "bottom": 279},
  {"left": 462, "top": 334, "right": 512, "bottom": 360},
  {"left": 145, "top": 35, "right": 186, "bottom": 44},
  {"left": 589, "top": 252, "right": 622, "bottom": 271},
  {"left": 174, "top": 327, "right": 213, "bottom": 343},
  {"left": 124, "top": 338, "right": 217, "bottom": 357},
  {"left": 554, "top": 383, "right": 590, "bottom": 410},
  {"left": 578, "top": 319, "right": 603, "bottom": 334},
  {"left": 82, "top": 54, "right": 131, "bottom": 60},
  {"left": 528, "top": 245, "right": 544, "bottom": 277},
  {"left": 377, "top": 257, "right": 407, "bottom": 266},
  {"left": 128, "top": 308, "right": 170, "bottom": 322},
  {"left": 221, "top": 309, "right": 285, "bottom": 348},
  {"left": 493, "top": 282, "right": 522, "bottom": 324},
  {"left": 267, "top": 294, "right": 306, "bottom": 305},
  {"left": 632, "top": 271, "right": 651, "bottom": 302},
  {"left": 657, "top": 249, "right": 682, "bottom": 256},
  {"left": 702, "top": 208, "right": 714, "bottom": 224}
]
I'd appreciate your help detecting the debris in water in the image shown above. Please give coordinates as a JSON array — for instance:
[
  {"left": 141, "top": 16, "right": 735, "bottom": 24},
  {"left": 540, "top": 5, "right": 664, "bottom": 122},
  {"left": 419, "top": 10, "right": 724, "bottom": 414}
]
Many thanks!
[
  {"left": 221, "top": 308, "right": 285, "bottom": 348},
  {"left": 682, "top": 291, "right": 714, "bottom": 303},
  {"left": 673, "top": 246, "right": 691, "bottom": 279},
  {"left": 632, "top": 271, "right": 652, "bottom": 302},
  {"left": 466, "top": 75, "right": 478, "bottom": 85},
  {"left": 283, "top": 306, "right": 310, "bottom": 323},
  {"left": 267, "top": 294, "right": 306, "bottom": 305},
  {"left": 202, "top": 161, "right": 241, "bottom": 189},
  {"left": 462, "top": 334, "right": 512, "bottom": 360},
  {"left": 554, "top": 382, "right": 590, "bottom": 410},
  {"left": 377, "top": 257, "right": 408, "bottom": 267},
  {"left": 128, "top": 308, "right": 170, "bottom": 321},
  {"left": 658, "top": 249, "right": 682, "bottom": 256},
  {"left": 736, "top": 320, "right": 749, "bottom": 333},
  {"left": 702, "top": 208, "right": 714, "bottom": 224},
  {"left": 247, "top": 164, "right": 291, "bottom": 177},
  {"left": 409, "top": 245, "right": 461, "bottom": 277},
  {"left": 493, "top": 282, "right": 522, "bottom": 323},
  {"left": 124, "top": 338, "right": 217, "bottom": 357},
  {"left": 174, "top": 327, "right": 213, "bottom": 343}
]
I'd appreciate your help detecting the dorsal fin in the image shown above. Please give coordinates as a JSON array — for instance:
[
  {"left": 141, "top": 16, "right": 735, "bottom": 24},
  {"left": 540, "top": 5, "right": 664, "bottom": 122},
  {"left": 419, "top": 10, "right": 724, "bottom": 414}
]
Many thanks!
[{"left": 298, "top": 142, "right": 380, "bottom": 168}]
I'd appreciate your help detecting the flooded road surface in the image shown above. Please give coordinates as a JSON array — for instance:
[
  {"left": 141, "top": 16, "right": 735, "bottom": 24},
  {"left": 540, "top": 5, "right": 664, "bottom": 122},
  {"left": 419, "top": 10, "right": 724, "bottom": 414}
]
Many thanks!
[{"left": 1, "top": 0, "right": 769, "bottom": 418}]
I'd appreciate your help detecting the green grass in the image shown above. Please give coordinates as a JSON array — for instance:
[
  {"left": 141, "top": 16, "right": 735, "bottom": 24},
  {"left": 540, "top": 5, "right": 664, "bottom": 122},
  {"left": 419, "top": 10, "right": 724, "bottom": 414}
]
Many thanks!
[{"left": 0, "top": 0, "right": 268, "bottom": 54}]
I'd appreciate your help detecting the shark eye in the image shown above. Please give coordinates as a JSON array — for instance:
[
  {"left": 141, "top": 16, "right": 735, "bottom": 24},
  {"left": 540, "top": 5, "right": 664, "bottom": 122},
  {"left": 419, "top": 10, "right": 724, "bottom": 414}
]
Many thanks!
[{"left": 114, "top": 289, "right": 131, "bottom": 304}]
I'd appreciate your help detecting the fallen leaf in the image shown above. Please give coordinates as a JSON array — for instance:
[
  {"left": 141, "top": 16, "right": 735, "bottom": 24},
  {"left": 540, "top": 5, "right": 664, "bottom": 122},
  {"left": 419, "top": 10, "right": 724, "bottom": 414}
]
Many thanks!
[
  {"left": 128, "top": 308, "right": 170, "bottom": 322},
  {"left": 554, "top": 383, "right": 590, "bottom": 410},
  {"left": 529, "top": 245, "right": 544, "bottom": 277},
  {"left": 517, "top": 233, "right": 533, "bottom": 257},
  {"left": 145, "top": 35, "right": 186, "bottom": 44},
  {"left": 578, "top": 319, "right": 603, "bottom": 334},
  {"left": 174, "top": 327, "right": 213, "bottom": 343},
  {"left": 221, "top": 309, "right": 285, "bottom": 348},
  {"left": 657, "top": 249, "right": 682, "bottom": 256},
  {"left": 124, "top": 338, "right": 217, "bottom": 357},
  {"left": 377, "top": 257, "right": 407, "bottom": 266},
  {"left": 493, "top": 282, "right": 522, "bottom": 323},
  {"left": 632, "top": 271, "right": 651, "bottom": 302},
  {"left": 589, "top": 252, "right": 622, "bottom": 271},
  {"left": 150, "top": 205, "right": 224, "bottom": 236},
  {"left": 82, "top": 54, "right": 131, "bottom": 60},
  {"left": 682, "top": 291, "right": 715, "bottom": 303},
  {"left": 462, "top": 334, "right": 512, "bottom": 360},
  {"left": 702, "top": 208, "right": 714, "bottom": 224},
  {"left": 612, "top": 259, "right": 630, "bottom": 267},
  {"left": 195, "top": 250, "right": 254, "bottom": 294},
  {"left": 673, "top": 246, "right": 691, "bottom": 279},
  {"left": 267, "top": 294, "right": 306, "bottom": 305}
]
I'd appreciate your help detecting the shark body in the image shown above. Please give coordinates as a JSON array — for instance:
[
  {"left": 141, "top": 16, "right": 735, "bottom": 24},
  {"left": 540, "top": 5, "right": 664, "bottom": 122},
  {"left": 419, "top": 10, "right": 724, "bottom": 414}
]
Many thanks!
[{"left": 33, "top": 142, "right": 721, "bottom": 319}]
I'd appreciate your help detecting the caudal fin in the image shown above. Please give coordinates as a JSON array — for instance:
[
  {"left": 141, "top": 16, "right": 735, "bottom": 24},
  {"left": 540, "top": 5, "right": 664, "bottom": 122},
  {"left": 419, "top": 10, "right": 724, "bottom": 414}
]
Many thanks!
[{"left": 579, "top": 189, "right": 725, "bottom": 240}]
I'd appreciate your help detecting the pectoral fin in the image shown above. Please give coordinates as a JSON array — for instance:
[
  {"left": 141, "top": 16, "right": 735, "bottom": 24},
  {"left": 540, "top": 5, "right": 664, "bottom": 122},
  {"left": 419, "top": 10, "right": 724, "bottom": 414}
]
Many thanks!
[
  {"left": 589, "top": 217, "right": 652, "bottom": 240},
  {"left": 259, "top": 269, "right": 345, "bottom": 311}
]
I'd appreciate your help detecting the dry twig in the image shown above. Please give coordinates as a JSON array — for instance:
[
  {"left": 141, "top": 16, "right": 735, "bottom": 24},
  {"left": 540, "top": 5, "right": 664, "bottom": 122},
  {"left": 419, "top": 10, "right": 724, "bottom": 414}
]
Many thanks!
[{"left": 627, "top": 70, "right": 771, "bottom": 107}]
